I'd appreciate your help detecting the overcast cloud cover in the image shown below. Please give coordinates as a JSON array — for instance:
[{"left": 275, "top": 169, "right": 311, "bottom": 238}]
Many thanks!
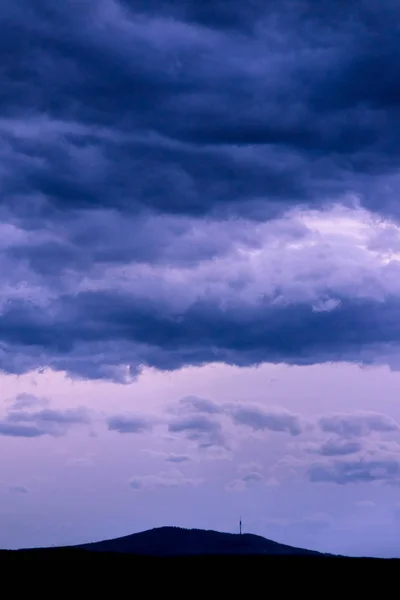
[{"left": 2, "top": 0, "right": 400, "bottom": 557}]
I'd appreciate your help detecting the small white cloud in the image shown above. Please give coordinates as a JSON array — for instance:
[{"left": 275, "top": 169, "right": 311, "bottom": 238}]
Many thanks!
[
  {"left": 129, "top": 471, "right": 202, "bottom": 490},
  {"left": 312, "top": 298, "right": 341, "bottom": 312},
  {"left": 355, "top": 500, "right": 375, "bottom": 509}
]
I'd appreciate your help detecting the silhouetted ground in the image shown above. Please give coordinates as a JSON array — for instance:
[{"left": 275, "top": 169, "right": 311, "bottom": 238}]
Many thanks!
[
  {"left": 0, "top": 548, "right": 399, "bottom": 574},
  {"left": 0, "top": 548, "right": 399, "bottom": 593},
  {"left": 0, "top": 527, "right": 399, "bottom": 586}
]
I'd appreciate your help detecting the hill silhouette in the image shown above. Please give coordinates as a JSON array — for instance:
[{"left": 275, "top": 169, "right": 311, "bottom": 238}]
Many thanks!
[
  {"left": 2, "top": 528, "right": 399, "bottom": 590},
  {"left": 76, "top": 526, "right": 324, "bottom": 556}
]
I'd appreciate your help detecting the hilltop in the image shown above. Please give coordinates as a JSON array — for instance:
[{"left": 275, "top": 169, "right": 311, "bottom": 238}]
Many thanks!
[{"left": 77, "top": 526, "right": 323, "bottom": 556}]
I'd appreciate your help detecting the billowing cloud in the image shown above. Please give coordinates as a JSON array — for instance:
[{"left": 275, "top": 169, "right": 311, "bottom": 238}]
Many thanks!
[
  {"left": 226, "top": 461, "right": 266, "bottom": 492},
  {"left": 0, "top": 406, "right": 91, "bottom": 438},
  {"left": 307, "top": 435, "right": 400, "bottom": 486},
  {"left": 174, "top": 396, "right": 222, "bottom": 415},
  {"left": 226, "top": 404, "right": 303, "bottom": 436},
  {"left": 308, "top": 458, "right": 400, "bottom": 486},
  {"left": 4, "top": 205, "right": 400, "bottom": 381},
  {"left": 165, "top": 398, "right": 307, "bottom": 455},
  {"left": 7, "top": 408, "right": 90, "bottom": 425},
  {"left": 107, "top": 414, "right": 155, "bottom": 434},
  {"left": 8, "top": 393, "right": 49, "bottom": 410},
  {"left": 319, "top": 412, "right": 400, "bottom": 438},
  {"left": 307, "top": 438, "right": 363, "bottom": 457},
  {"left": 168, "top": 415, "right": 225, "bottom": 448}
]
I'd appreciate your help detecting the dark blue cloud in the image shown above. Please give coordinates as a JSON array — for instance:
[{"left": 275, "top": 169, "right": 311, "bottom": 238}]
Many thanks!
[
  {"left": 3, "top": 291, "right": 400, "bottom": 381},
  {"left": 120, "top": 0, "right": 274, "bottom": 32},
  {"left": 1, "top": 0, "right": 400, "bottom": 222}
]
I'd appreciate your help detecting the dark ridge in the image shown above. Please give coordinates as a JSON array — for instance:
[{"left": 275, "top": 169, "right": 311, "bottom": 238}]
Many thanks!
[{"left": 75, "top": 526, "right": 325, "bottom": 556}]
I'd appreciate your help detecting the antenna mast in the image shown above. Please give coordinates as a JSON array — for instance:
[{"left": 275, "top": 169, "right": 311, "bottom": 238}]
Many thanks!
[{"left": 239, "top": 517, "right": 242, "bottom": 535}]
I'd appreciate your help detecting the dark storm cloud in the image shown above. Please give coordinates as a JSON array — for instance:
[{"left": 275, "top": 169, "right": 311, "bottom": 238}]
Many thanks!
[
  {"left": 107, "top": 415, "right": 155, "bottom": 434},
  {"left": 0, "top": 212, "right": 309, "bottom": 316},
  {"left": 4, "top": 292, "right": 400, "bottom": 381},
  {"left": 4, "top": 210, "right": 270, "bottom": 277},
  {"left": 1, "top": 0, "right": 400, "bottom": 222},
  {"left": 2, "top": 1, "right": 400, "bottom": 380},
  {"left": 0, "top": 187, "right": 398, "bottom": 379}
]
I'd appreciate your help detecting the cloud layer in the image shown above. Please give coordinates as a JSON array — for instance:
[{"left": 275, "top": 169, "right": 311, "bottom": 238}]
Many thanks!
[
  {"left": 4, "top": 387, "right": 400, "bottom": 493},
  {"left": 3, "top": 1, "right": 400, "bottom": 220},
  {"left": 2, "top": 1, "right": 400, "bottom": 380}
]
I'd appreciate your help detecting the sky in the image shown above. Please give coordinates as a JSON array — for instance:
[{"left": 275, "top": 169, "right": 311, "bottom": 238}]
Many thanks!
[{"left": 1, "top": 0, "right": 400, "bottom": 557}]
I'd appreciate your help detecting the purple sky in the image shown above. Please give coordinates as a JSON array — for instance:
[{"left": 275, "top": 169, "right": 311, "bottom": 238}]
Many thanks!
[{"left": 2, "top": 1, "right": 400, "bottom": 557}]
